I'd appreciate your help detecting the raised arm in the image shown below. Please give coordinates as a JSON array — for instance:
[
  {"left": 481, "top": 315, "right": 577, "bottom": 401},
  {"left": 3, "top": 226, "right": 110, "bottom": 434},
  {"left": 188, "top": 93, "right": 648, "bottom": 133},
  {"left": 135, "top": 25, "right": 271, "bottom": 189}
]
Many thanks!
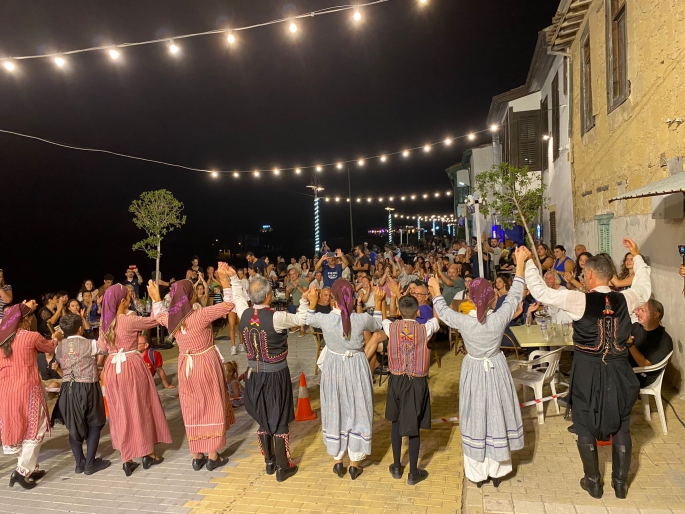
[
  {"left": 620, "top": 240, "right": 651, "bottom": 313},
  {"left": 31, "top": 331, "right": 61, "bottom": 354},
  {"left": 228, "top": 271, "right": 249, "bottom": 319},
  {"left": 525, "top": 260, "right": 585, "bottom": 322},
  {"left": 273, "top": 294, "right": 309, "bottom": 331}
]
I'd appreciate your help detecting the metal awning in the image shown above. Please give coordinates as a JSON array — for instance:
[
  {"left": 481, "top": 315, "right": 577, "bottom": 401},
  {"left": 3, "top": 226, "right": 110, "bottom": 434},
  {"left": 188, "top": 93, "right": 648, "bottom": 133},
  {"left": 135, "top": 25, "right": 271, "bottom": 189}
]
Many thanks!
[{"left": 609, "top": 173, "right": 685, "bottom": 203}]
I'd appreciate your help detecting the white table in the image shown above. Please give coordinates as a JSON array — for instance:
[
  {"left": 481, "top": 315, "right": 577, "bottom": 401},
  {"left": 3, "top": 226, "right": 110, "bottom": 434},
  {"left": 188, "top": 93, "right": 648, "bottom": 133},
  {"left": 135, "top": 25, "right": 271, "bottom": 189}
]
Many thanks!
[{"left": 509, "top": 325, "right": 574, "bottom": 348}]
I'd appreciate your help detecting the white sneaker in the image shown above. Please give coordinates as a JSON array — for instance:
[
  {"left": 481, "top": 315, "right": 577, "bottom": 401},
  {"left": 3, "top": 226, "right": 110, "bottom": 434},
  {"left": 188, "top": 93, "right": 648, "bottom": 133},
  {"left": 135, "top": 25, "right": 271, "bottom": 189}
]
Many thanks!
[
  {"left": 231, "top": 346, "right": 237, "bottom": 355},
  {"left": 239, "top": 344, "right": 245, "bottom": 353}
]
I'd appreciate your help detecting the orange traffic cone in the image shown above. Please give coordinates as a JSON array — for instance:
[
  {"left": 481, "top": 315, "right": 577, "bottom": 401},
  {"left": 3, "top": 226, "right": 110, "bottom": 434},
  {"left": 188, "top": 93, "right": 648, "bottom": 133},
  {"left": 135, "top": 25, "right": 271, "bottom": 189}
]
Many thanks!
[{"left": 295, "top": 373, "right": 317, "bottom": 421}]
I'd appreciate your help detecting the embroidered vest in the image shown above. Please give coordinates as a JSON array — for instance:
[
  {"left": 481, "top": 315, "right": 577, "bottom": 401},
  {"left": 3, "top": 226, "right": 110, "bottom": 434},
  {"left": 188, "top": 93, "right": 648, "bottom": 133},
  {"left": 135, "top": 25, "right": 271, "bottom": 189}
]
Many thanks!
[
  {"left": 572, "top": 292, "right": 631, "bottom": 361},
  {"left": 387, "top": 319, "right": 429, "bottom": 377},
  {"left": 55, "top": 336, "right": 100, "bottom": 383},
  {"left": 239, "top": 308, "right": 289, "bottom": 365}
]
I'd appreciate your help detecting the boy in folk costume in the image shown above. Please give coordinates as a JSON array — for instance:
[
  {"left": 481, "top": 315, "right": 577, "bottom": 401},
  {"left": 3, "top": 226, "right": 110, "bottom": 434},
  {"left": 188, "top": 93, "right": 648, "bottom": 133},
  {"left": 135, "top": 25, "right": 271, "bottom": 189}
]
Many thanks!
[
  {"left": 378, "top": 294, "right": 440, "bottom": 485},
  {"left": 54, "top": 313, "right": 111, "bottom": 475}
]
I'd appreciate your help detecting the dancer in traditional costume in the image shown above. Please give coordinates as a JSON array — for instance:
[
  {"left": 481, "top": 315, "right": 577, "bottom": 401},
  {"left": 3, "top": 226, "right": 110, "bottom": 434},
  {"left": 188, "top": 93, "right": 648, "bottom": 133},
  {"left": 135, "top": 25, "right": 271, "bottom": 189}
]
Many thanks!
[
  {"left": 149, "top": 263, "right": 236, "bottom": 471},
  {"left": 429, "top": 246, "right": 528, "bottom": 488},
  {"left": 305, "top": 280, "right": 383, "bottom": 480},
  {"left": 230, "top": 269, "right": 308, "bottom": 482},
  {"left": 0, "top": 302, "right": 62, "bottom": 489},
  {"left": 54, "top": 313, "right": 110, "bottom": 475},
  {"left": 380, "top": 294, "right": 440, "bottom": 486},
  {"left": 98, "top": 283, "right": 171, "bottom": 476},
  {"left": 523, "top": 240, "right": 650, "bottom": 499}
]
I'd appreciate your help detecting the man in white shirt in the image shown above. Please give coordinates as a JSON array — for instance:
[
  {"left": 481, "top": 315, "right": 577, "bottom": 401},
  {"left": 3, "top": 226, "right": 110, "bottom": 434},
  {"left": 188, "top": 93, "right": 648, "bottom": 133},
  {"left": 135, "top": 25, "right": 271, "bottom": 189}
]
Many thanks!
[{"left": 522, "top": 239, "right": 650, "bottom": 500}]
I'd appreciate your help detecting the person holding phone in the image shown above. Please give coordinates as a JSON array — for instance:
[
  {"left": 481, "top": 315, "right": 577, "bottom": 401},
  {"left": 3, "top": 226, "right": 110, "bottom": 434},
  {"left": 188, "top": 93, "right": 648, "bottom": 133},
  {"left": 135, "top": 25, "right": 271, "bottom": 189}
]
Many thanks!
[
  {"left": 123, "top": 267, "right": 143, "bottom": 298},
  {"left": 315, "top": 249, "right": 349, "bottom": 288}
]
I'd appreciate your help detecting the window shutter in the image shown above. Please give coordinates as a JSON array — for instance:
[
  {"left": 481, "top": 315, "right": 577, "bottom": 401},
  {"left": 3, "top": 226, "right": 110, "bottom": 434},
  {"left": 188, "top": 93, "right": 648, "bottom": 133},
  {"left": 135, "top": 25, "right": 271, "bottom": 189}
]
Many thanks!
[
  {"left": 549, "top": 211, "right": 557, "bottom": 248},
  {"left": 595, "top": 213, "right": 614, "bottom": 256},
  {"left": 516, "top": 111, "right": 541, "bottom": 170},
  {"left": 552, "top": 73, "right": 560, "bottom": 161}
]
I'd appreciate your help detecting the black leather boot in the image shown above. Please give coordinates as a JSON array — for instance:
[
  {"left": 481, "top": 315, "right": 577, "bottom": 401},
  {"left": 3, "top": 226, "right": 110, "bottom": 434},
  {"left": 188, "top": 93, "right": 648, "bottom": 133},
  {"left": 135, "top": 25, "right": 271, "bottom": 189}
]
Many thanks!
[
  {"left": 9, "top": 471, "right": 37, "bottom": 489},
  {"left": 258, "top": 431, "right": 276, "bottom": 475},
  {"left": 611, "top": 443, "right": 631, "bottom": 499},
  {"left": 577, "top": 442, "right": 603, "bottom": 499},
  {"left": 274, "top": 433, "right": 298, "bottom": 482}
]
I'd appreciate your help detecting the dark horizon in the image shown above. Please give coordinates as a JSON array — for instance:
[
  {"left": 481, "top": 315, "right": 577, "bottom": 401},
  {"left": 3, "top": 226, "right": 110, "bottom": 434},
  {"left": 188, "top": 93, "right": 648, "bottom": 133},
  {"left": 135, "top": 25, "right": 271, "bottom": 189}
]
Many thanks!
[{"left": 0, "top": 0, "right": 557, "bottom": 301}]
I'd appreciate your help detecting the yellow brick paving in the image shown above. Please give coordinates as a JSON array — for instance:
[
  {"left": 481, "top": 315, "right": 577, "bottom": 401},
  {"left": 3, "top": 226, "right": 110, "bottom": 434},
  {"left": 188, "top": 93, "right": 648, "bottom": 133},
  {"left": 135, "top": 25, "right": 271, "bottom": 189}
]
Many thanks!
[
  {"left": 187, "top": 348, "right": 465, "bottom": 514},
  {"left": 465, "top": 380, "right": 685, "bottom": 514}
]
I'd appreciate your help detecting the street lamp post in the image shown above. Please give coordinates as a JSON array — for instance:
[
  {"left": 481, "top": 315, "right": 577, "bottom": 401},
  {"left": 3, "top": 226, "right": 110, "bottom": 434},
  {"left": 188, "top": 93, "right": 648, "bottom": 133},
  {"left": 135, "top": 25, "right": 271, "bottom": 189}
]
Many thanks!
[
  {"left": 385, "top": 207, "right": 395, "bottom": 244},
  {"left": 466, "top": 195, "right": 484, "bottom": 278},
  {"left": 306, "top": 177, "right": 324, "bottom": 255}
]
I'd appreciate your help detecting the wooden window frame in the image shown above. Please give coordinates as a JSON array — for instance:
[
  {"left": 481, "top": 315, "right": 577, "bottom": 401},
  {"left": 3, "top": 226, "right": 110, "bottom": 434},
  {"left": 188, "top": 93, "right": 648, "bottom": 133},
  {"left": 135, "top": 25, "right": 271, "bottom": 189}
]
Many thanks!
[
  {"left": 541, "top": 96, "right": 549, "bottom": 139},
  {"left": 606, "top": 0, "right": 629, "bottom": 113},
  {"left": 580, "top": 26, "right": 595, "bottom": 135}
]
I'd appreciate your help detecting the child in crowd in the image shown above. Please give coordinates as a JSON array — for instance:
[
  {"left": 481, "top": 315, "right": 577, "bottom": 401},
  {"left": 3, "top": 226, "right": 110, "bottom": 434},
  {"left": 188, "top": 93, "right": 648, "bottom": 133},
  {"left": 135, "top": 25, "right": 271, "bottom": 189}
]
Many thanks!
[
  {"left": 379, "top": 295, "right": 440, "bottom": 486},
  {"left": 223, "top": 361, "right": 244, "bottom": 407},
  {"left": 137, "top": 335, "right": 176, "bottom": 389}
]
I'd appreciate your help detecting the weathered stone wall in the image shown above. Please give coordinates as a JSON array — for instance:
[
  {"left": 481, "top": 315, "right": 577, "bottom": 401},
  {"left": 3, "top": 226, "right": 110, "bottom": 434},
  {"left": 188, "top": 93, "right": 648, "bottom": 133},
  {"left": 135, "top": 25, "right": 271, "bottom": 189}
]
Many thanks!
[{"left": 569, "top": 0, "right": 685, "bottom": 224}]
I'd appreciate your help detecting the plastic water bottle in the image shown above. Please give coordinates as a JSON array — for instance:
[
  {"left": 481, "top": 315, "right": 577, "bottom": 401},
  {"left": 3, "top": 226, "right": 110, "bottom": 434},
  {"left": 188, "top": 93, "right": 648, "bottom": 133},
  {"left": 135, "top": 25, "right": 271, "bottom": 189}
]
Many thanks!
[{"left": 540, "top": 319, "right": 549, "bottom": 341}]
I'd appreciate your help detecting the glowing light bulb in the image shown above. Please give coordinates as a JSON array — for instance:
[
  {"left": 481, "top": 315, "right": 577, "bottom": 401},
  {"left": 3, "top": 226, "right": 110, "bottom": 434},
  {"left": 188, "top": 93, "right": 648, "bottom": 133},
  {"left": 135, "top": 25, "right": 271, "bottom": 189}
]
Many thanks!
[
  {"left": 353, "top": 11, "right": 362, "bottom": 21},
  {"left": 411, "top": 195, "right": 416, "bottom": 200},
  {"left": 357, "top": 198, "right": 361, "bottom": 202},
  {"left": 389, "top": 197, "right": 394, "bottom": 201},
  {"left": 3, "top": 61, "right": 15, "bottom": 71},
  {"left": 542, "top": 134, "right": 550, "bottom": 141},
  {"left": 402, "top": 150, "right": 410, "bottom": 157},
  {"left": 444, "top": 138, "right": 452, "bottom": 146},
  {"left": 367, "top": 197, "right": 372, "bottom": 203},
  {"left": 169, "top": 43, "right": 179, "bottom": 54},
  {"left": 434, "top": 192, "right": 440, "bottom": 197},
  {"left": 490, "top": 124, "right": 499, "bottom": 132},
  {"left": 54, "top": 57, "right": 65, "bottom": 67},
  {"left": 335, "top": 197, "right": 340, "bottom": 202},
  {"left": 337, "top": 162, "right": 343, "bottom": 169},
  {"left": 419, "top": 0, "right": 428, "bottom": 4},
  {"left": 358, "top": 159, "right": 364, "bottom": 166},
  {"left": 378, "top": 197, "right": 383, "bottom": 202},
  {"left": 233, "top": 172, "right": 239, "bottom": 178},
  {"left": 446, "top": 191, "right": 452, "bottom": 196},
  {"left": 325, "top": 197, "right": 330, "bottom": 202},
  {"left": 468, "top": 133, "right": 476, "bottom": 141},
  {"left": 401, "top": 196, "right": 406, "bottom": 201},
  {"left": 211, "top": 171, "right": 218, "bottom": 178},
  {"left": 289, "top": 22, "right": 298, "bottom": 33},
  {"left": 109, "top": 48, "right": 120, "bottom": 60},
  {"left": 254, "top": 171, "right": 260, "bottom": 177},
  {"left": 295, "top": 168, "right": 301, "bottom": 174},
  {"left": 227, "top": 33, "right": 236, "bottom": 44},
  {"left": 423, "top": 194, "right": 428, "bottom": 199},
  {"left": 273, "top": 168, "right": 280, "bottom": 175},
  {"left": 423, "top": 144, "right": 431, "bottom": 152},
  {"left": 316, "top": 165, "right": 322, "bottom": 172}
]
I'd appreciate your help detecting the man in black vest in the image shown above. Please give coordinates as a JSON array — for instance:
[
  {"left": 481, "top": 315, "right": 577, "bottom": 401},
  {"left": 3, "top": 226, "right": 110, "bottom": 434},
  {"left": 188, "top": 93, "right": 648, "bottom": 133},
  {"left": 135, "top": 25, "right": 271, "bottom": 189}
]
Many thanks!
[
  {"left": 228, "top": 267, "right": 308, "bottom": 482},
  {"left": 523, "top": 239, "right": 651, "bottom": 500}
]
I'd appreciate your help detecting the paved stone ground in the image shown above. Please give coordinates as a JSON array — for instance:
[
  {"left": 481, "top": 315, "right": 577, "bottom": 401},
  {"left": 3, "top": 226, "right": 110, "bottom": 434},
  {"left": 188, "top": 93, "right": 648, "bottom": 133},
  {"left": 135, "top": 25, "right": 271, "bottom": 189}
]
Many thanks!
[
  {"left": 0, "top": 329, "right": 464, "bottom": 513},
  {"left": 464, "top": 355, "right": 685, "bottom": 514}
]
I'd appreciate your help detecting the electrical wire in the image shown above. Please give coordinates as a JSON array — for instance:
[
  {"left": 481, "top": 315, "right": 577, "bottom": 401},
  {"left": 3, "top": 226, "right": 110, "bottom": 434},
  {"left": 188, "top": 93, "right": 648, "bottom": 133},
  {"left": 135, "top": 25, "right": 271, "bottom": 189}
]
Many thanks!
[
  {"left": 2, "top": 0, "right": 392, "bottom": 61},
  {"left": 662, "top": 394, "right": 685, "bottom": 429}
]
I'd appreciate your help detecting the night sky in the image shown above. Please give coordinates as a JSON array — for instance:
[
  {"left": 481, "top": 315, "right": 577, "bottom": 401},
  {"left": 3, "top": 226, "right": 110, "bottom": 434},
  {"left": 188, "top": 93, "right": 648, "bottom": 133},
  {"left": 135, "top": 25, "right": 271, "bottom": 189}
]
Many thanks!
[{"left": 0, "top": 0, "right": 557, "bottom": 300}]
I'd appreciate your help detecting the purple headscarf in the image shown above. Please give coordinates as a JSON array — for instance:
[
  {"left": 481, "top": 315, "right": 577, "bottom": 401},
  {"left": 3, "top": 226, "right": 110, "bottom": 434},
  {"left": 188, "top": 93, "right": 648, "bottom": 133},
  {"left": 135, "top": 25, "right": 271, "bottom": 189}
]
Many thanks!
[
  {"left": 469, "top": 278, "right": 496, "bottom": 324},
  {"left": 168, "top": 280, "right": 194, "bottom": 335},
  {"left": 100, "top": 284, "right": 129, "bottom": 335},
  {"left": 331, "top": 279, "right": 355, "bottom": 338},
  {"left": 0, "top": 304, "right": 32, "bottom": 347}
]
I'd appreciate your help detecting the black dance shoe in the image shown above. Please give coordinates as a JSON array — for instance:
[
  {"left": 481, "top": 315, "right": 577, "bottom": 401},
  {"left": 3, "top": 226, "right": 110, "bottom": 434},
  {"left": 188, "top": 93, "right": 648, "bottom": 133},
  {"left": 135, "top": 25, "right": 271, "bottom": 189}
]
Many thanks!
[
  {"left": 349, "top": 466, "right": 363, "bottom": 481},
  {"left": 142, "top": 455, "right": 164, "bottom": 470},
  {"left": 123, "top": 461, "right": 139, "bottom": 477},
  {"left": 192, "top": 454, "right": 208, "bottom": 471},
  {"left": 9, "top": 471, "right": 37, "bottom": 490},
  {"left": 206, "top": 455, "right": 228, "bottom": 471},
  {"left": 75, "top": 465, "right": 85, "bottom": 474},
  {"left": 407, "top": 469, "right": 429, "bottom": 486},
  {"left": 388, "top": 464, "right": 404, "bottom": 480},
  {"left": 85, "top": 459, "right": 111, "bottom": 475},
  {"left": 492, "top": 477, "right": 502, "bottom": 487},
  {"left": 333, "top": 463, "right": 346, "bottom": 478},
  {"left": 29, "top": 470, "right": 47, "bottom": 480}
]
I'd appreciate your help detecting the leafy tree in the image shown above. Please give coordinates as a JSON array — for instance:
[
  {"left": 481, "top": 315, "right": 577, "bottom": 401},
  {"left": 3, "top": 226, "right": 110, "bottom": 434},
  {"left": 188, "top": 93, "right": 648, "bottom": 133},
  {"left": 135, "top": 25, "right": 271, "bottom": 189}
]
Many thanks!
[
  {"left": 130, "top": 189, "right": 186, "bottom": 284},
  {"left": 475, "top": 162, "right": 546, "bottom": 271}
]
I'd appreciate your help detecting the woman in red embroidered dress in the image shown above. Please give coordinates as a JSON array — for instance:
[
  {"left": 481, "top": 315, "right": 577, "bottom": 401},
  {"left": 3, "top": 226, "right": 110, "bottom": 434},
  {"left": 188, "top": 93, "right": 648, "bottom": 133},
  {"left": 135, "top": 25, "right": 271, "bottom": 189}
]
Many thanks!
[
  {"left": 97, "top": 283, "right": 171, "bottom": 476},
  {"left": 0, "top": 302, "right": 62, "bottom": 489},
  {"left": 149, "top": 263, "right": 236, "bottom": 471}
]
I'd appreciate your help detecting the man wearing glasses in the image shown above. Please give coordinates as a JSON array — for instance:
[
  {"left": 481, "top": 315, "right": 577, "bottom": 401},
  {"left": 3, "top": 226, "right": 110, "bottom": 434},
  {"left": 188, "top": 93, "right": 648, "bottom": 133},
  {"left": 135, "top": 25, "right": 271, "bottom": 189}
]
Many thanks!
[{"left": 411, "top": 283, "right": 433, "bottom": 325}]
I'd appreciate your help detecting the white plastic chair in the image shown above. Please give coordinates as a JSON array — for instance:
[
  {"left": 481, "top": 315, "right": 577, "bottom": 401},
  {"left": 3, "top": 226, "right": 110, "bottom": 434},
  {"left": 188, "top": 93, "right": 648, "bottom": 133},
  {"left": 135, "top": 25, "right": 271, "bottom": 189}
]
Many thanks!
[
  {"left": 509, "top": 348, "right": 563, "bottom": 424},
  {"left": 633, "top": 351, "right": 673, "bottom": 436}
]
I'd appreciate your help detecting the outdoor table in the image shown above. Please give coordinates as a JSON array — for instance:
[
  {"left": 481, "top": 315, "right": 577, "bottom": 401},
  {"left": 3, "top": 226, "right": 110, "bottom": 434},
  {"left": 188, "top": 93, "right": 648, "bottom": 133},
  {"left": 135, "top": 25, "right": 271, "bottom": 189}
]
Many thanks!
[{"left": 509, "top": 325, "right": 574, "bottom": 348}]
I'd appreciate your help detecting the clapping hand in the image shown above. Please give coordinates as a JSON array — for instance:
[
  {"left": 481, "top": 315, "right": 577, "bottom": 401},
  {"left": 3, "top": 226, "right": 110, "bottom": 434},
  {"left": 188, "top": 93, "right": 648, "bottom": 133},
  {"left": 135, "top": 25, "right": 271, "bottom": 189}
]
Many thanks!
[
  {"left": 306, "top": 285, "right": 319, "bottom": 306},
  {"left": 515, "top": 245, "right": 531, "bottom": 262},
  {"left": 336, "top": 248, "right": 343, "bottom": 258},
  {"left": 427, "top": 277, "right": 441, "bottom": 298},
  {"left": 374, "top": 286, "right": 386, "bottom": 303},
  {"left": 623, "top": 238, "right": 639, "bottom": 256},
  {"left": 22, "top": 300, "right": 38, "bottom": 312},
  {"left": 147, "top": 280, "right": 161, "bottom": 303},
  {"left": 564, "top": 271, "right": 574, "bottom": 283}
]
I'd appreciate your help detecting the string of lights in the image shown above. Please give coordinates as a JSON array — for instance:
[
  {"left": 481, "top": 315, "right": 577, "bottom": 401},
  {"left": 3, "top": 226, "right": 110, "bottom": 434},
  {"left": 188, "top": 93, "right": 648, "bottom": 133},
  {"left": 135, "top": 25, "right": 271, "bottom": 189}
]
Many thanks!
[
  {"left": 0, "top": 124, "right": 500, "bottom": 176},
  {"left": 393, "top": 212, "right": 457, "bottom": 221},
  {"left": 321, "top": 190, "right": 455, "bottom": 202},
  {"left": 0, "top": 0, "right": 429, "bottom": 70}
]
